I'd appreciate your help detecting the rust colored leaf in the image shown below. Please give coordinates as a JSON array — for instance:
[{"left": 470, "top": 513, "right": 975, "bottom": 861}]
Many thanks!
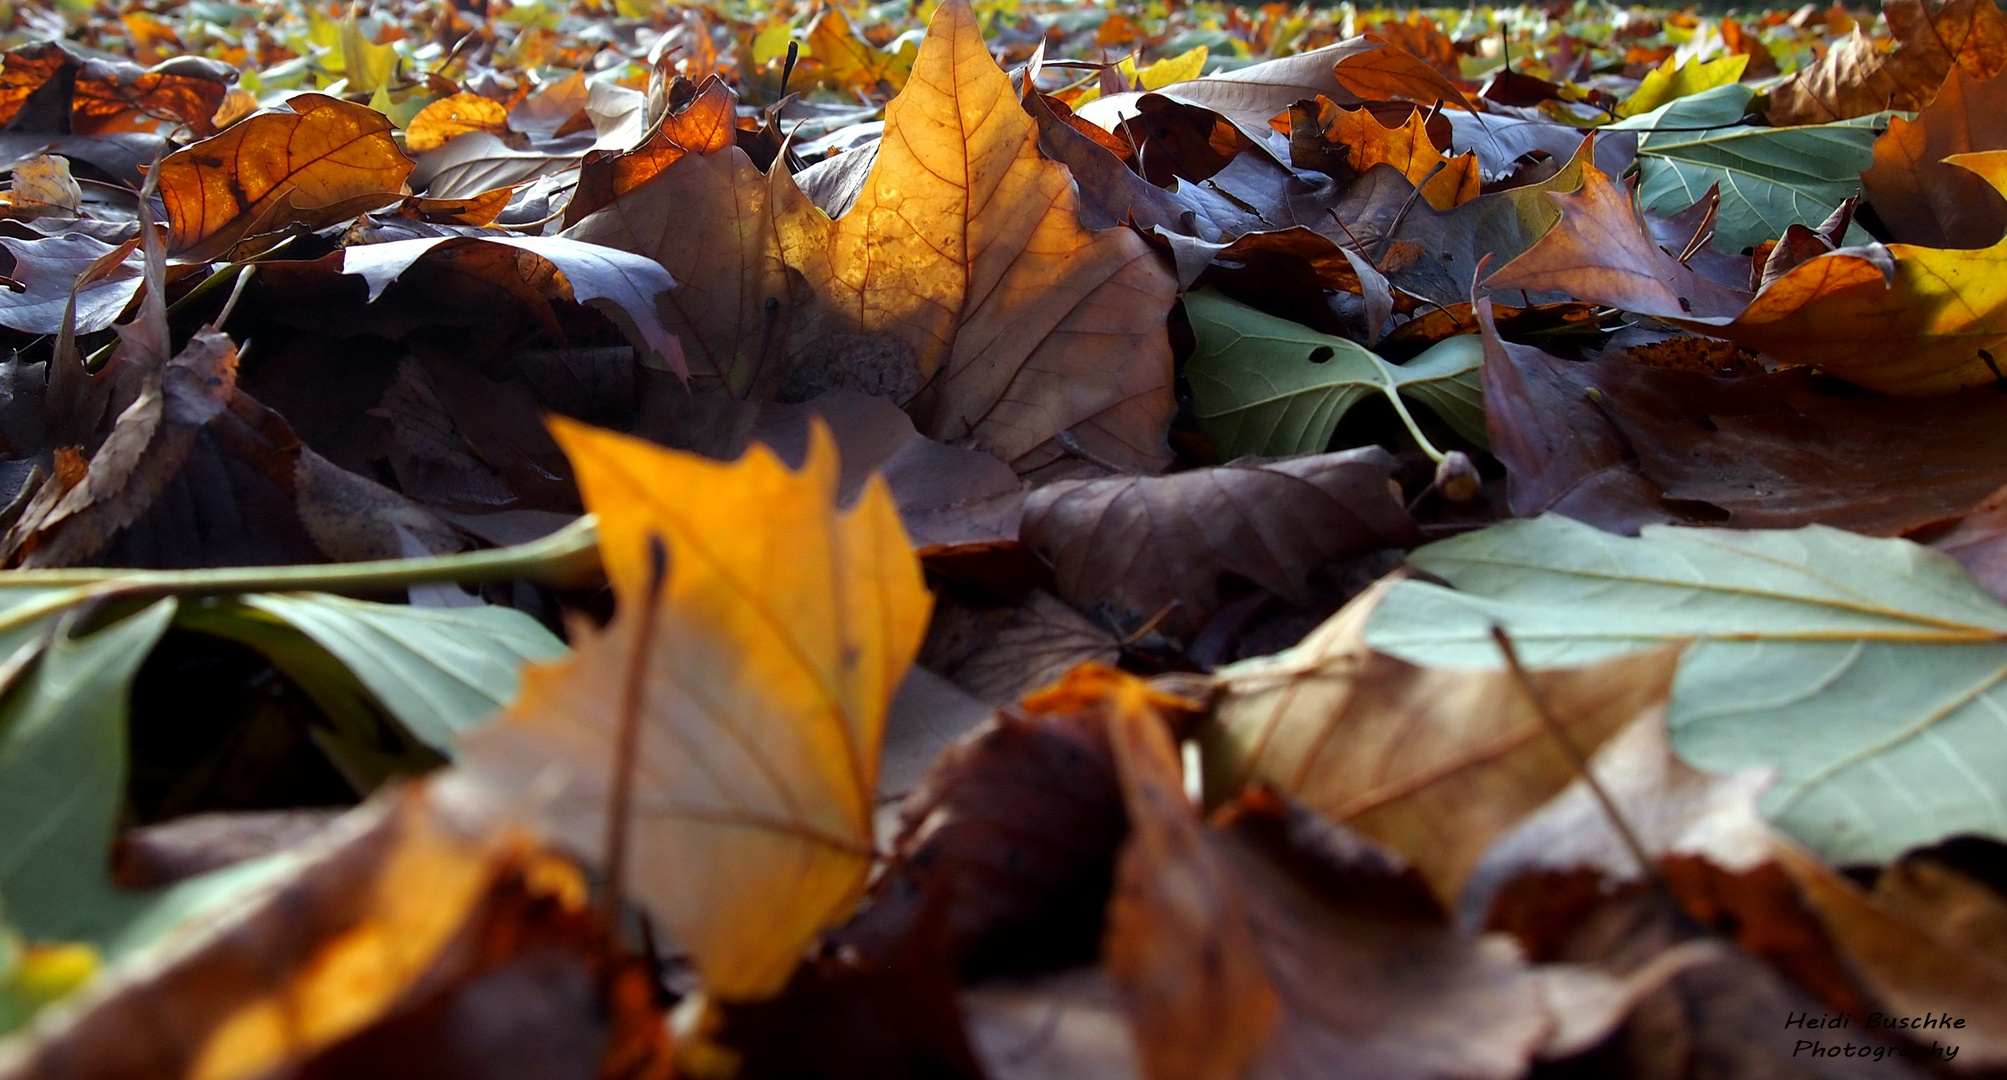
[
  {"left": 565, "top": 74, "right": 737, "bottom": 225},
  {"left": 1862, "top": 65, "right": 2007, "bottom": 248},
  {"left": 1331, "top": 33, "right": 1477, "bottom": 111},
  {"left": 1103, "top": 666, "right": 1279, "bottom": 1080},
  {"left": 1291, "top": 97, "right": 1478, "bottom": 210},
  {"left": 1484, "top": 161, "right": 1752, "bottom": 321},
  {"left": 458, "top": 418, "right": 930, "bottom": 1000},
  {"left": 1202, "top": 578, "right": 1685, "bottom": 906},
  {"left": 1768, "top": 0, "right": 2007, "bottom": 124},
  {"left": 157, "top": 93, "right": 414, "bottom": 263},
  {"left": 1019, "top": 448, "right": 1417, "bottom": 643}
]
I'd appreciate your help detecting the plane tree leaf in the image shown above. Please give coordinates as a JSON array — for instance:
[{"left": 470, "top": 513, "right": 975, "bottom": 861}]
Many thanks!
[
  {"left": 1767, "top": 0, "right": 2007, "bottom": 125},
  {"left": 1183, "top": 289, "right": 1486, "bottom": 460},
  {"left": 1861, "top": 65, "right": 2007, "bottom": 248},
  {"left": 457, "top": 417, "right": 930, "bottom": 1000},
  {"left": 157, "top": 93, "right": 414, "bottom": 263},
  {"left": 1364, "top": 514, "right": 2007, "bottom": 864}
]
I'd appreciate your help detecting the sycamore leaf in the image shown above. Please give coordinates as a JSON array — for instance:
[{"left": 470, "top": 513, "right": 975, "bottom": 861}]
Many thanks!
[
  {"left": 157, "top": 93, "right": 414, "bottom": 263},
  {"left": 457, "top": 418, "right": 930, "bottom": 999},
  {"left": 1861, "top": 65, "right": 2007, "bottom": 248},
  {"left": 1330, "top": 33, "right": 1474, "bottom": 110},
  {"left": 1365, "top": 514, "right": 2007, "bottom": 863},
  {"left": 569, "top": 0, "right": 1177, "bottom": 474},
  {"left": 1711, "top": 149, "right": 2007, "bottom": 394},
  {"left": 1296, "top": 101, "right": 1479, "bottom": 210},
  {"left": 1767, "top": 0, "right": 2007, "bottom": 125},
  {"left": 1183, "top": 289, "right": 1486, "bottom": 460},
  {"left": 1616, "top": 53, "right": 1748, "bottom": 118},
  {"left": 1202, "top": 578, "right": 1684, "bottom": 905},
  {"left": 807, "top": 6, "right": 916, "bottom": 93}
]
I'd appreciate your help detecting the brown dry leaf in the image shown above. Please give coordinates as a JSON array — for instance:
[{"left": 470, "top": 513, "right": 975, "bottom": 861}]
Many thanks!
[
  {"left": 1019, "top": 448, "right": 1416, "bottom": 643},
  {"left": 1861, "top": 65, "right": 2007, "bottom": 248},
  {"left": 5, "top": 154, "right": 80, "bottom": 218},
  {"left": 1484, "top": 161, "right": 1752, "bottom": 321},
  {"left": 1769, "top": 0, "right": 2007, "bottom": 125},
  {"left": 573, "top": 0, "right": 1177, "bottom": 474},
  {"left": 157, "top": 93, "right": 414, "bottom": 263},
  {"left": 1108, "top": 782, "right": 1716, "bottom": 1080},
  {"left": 1201, "top": 577, "right": 1685, "bottom": 906},
  {"left": 403, "top": 92, "right": 515, "bottom": 153},
  {"left": 1935, "top": 482, "right": 2007, "bottom": 601},
  {"left": 564, "top": 74, "right": 737, "bottom": 225},
  {"left": 1772, "top": 840, "right": 2007, "bottom": 1070},
  {"left": 1331, "top": 33, "right": 1477, "bottom": 110},
  {"left": 785, "top": 0, "right": 1178, "bottom": 472},
  {"left": 0, "top": 787, "right": 667, "bottom": 1080},
  {"left": 1292, "top": 99, "right": 1478, "bottom": 210},
  {"left": 919, "top": 590, "right": 1122, "bottom": 706},
  {"left": 1103, "top": 666, "right": 1279, "bottom": 1080},
  {"left": 840, "top": 666, "right": 1203, "bottom": 976},
  {"left": 457, "top": 418, "right": 930, "bottom": 1000},
  {"left": 1138, "top": 40, "right": 1378, "bottom": 132}
]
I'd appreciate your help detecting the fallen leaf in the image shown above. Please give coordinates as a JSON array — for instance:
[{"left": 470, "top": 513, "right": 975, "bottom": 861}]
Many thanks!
[
  {"left": 1709, "top": 150, "right": 2007, "bottom": 394},
  {"left": 1367, "top": 514, "right": 2007, "bottom": 864},
  {"left": 1203, "top": 577, "right": 1684, "bottom": 905},
  {"left": 1183, "top": 289, "right": 1487, "bottom": 459},
  {"left": 1484, "top": 159, "right": 1751, "bottom": 321},
  {"left": 1617, "top": 53, "right": 1750, "bottom": 117},
  {"left": 1861, "top": 65, "right": 2007, "bottom": 248},
  {"left": 1768, "top": 0, "right": 2007, "bottom": 125},
  {"left": 1020, "top": 447, "right": 1417, "bottom": 642},
  {"left": 1330, "top": 32, "right": 1476, "bottom": 111},
  {"left": 157, "top": 93, "right": 414, "bottom": 263},
  {"left": 563, "top": 74, "right": 737, "bottom": 225},
  {"left": 1291, "top": 98, "right": 1479, "bottom": 210},
  {"left": 919, "top": 590, "right": 1122, "bottom": 706},
  {"left": 403, "top": 92, "right": 515, "bottom": 153},
  {"left": 458, "top": 418, "right": 930, "bottom": 999},
  {"left": 0, "top": 232, "right": 141, "bottom": 336}
]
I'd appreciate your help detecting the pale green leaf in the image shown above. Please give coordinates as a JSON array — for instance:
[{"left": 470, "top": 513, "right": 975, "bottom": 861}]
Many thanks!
[
  {"left": 1362, "top": 515, "right": 2007, "bottom": 863},
  {"left": 1183, "top": 289, "right": 1486, "bottom": 460},
  {"left": 1617, "top": 84, "right": 1883, "bottom": 252}
]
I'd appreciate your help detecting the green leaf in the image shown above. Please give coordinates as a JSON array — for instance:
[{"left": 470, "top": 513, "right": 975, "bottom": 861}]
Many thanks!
[
  {"left": 0, "top": 601, "right": 177, "bottom": 943},
  {"left": 1183, "top": 289, "right": 1487, "bottom": 460},
  {"left": 1361, "top": 515, "right": 2007, "bottom": 864},
  {"left": 227, "top": 593, "right": 565, "bottom": 751},
  {"left": 1617, "top": 84, "right": 1883, "bottom": 252}
]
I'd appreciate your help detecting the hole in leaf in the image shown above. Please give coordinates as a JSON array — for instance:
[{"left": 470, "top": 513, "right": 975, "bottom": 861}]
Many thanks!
[{"left": 1306, "top": 346, "right": 1334, "bottom": 364}]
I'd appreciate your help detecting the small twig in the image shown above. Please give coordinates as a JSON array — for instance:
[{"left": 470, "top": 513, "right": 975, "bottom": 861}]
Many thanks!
[
  {"left": 1489, "top": 624, "right": 1664, "bottom": 889},
  {"left": 1120, "top": 599, "right": 1183, "bottom": 647},
  {"left": 1056, "top": 430, "right": 1133, "bottom": 474},
  {"left": 602, "top": 535, "right": 669, "bottom": 926},
  {"left": 1676, "top": 198, "right": 1719, "bottom": 264},
  {"left": 214, "top": 263, "right": 257, "bottom": 329}
]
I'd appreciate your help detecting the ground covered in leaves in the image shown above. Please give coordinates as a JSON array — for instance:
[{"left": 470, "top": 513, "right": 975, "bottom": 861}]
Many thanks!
[{"left": 0, "top": 0, "right": 2004, "bottom": 1076}]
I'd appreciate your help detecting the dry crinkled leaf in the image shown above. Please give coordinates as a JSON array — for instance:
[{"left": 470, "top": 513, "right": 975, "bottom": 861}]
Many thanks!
[
  {"left": 458, "top": 417, "right": 930, "bottom": 999},
  {"left": 5, "top": 155, "right": 79, "bottom": 217},
  {"left": 0, "top": 233, "right": 141, "bottom": 336},
  {"left": 1202, "top": 577, "right": 1686, "bottom": 906},
  {"left": 1298, "top": 100, "right": 1479, "bottom": 210},
  {"left": 1020, "top": 448, "right": 1417, "bottom": 642},
  {"left": 1861, "top": 65, "right": 2007, "bottom": 248},
  {"left": 157, "top": 93, "right": 414, "bottom": 263},
  {"left": 565, "top": 74, "right": 737, "bottom": 225},
  {"left": 1331, "top": 33, "right": 1476, "bottom": 110},
  {"left": 1768, "top": 0, "right": 2007, "bottom": 125},
  {"left": 1145, "top": 39, "right": 1380, "bottom": 132},
  {"left": 1484, "top": 160, "right": 1752, "bottom": 321},
  {"left": 919, "top": 590, "right": 1121, "bottom": 706}
]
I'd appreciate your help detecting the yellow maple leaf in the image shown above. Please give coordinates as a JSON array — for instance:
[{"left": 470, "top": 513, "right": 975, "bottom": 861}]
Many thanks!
[
  {"left": 457, "top": 418, "right": 931, "bottom": 1000},
  {"left": 1713, "top": 150, "right": 2007, "bottom": 394}
]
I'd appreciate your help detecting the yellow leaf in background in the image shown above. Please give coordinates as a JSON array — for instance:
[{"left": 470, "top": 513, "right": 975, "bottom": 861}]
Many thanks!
[
  {"left": 750, "top": 23, "right": 796, "bottom": 66},
  {"left": 404, "top": 92, "right": 513, "bottom": 152},
  {"left": 458, "top": 418, "right": 931, "bottom": 1000},
  {"left": 339, "top": 15, "right": 399, "bottom": 95},
  {"left": 807, "top": 6, "right": 914, "bottom": 92},
  {"left": 1116, "top": 44, "right": 1209, "bottom": 90},
  {"left": 1617, "top": 52, "right": 1748, "bottom": 117}
]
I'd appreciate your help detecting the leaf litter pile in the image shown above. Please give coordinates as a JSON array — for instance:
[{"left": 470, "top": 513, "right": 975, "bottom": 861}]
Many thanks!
[{"left": 4, "top": 0, "right": 2007, "bottom": 1075}]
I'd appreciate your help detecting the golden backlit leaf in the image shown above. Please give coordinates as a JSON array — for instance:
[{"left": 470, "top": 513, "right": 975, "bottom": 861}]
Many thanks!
[
  {"left": 458, "top": 418, "right": 931, "bottom": 1000},
  {"left": 564, "top": 74, "right": 738, "bottom": 225},
  {"left": 807, "top": 6, "right": 915, "bottom": 94},
  {"left": 157, "top": 93, "right": 414, "bottom": 263},
  {"left": 1711, "top": 149, "right": 2007, "bottom": 393},
  {"left": 1861, "top": 65, "right": 2007, "bottom": 248},
  {"left": 1200, "top": 579, "right": 1686, "bottom": 906},
  {"left": 1310, "top": 103, "right": 1479, "bottom": 210},
  {"left": 403, "top": 92, "right": 514, "bottom": 153},
  {"left": 783, "top": 0, "right": 1179, "bottom": 471}
]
